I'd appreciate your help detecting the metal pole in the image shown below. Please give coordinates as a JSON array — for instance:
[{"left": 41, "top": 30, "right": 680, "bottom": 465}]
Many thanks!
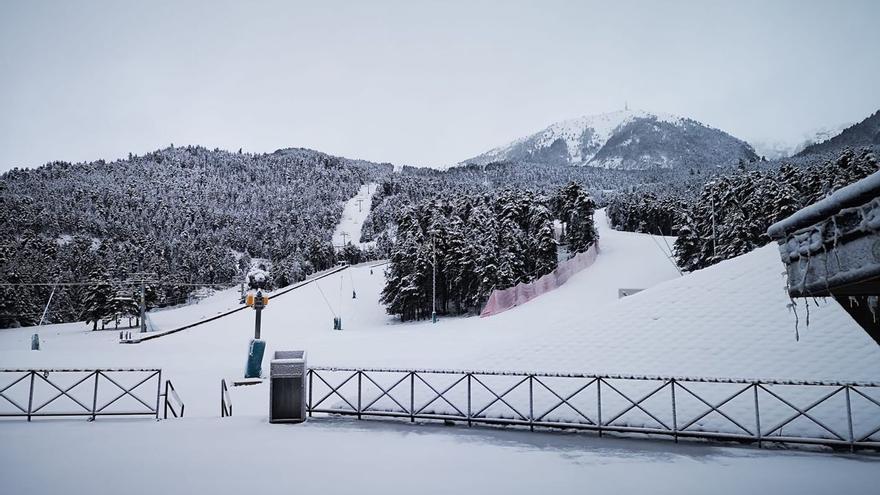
[
  {"left": 140, "top": 279, "right": 146, "bottom": 333},
  {"left": 710, "top": 196, "right": 717, "bottom": 260},
  {"left": 308, "top": 370, "right": 314, "bottom": 418},
  {"left": 845, "top": 386, "right": 854, "bottom": 452},
  {"left": 753, "top": 383, "right": 762, "bottom": 447},
  {"left": 38, "top": 285, "right": 57, "bottom": 327},
  {"left": 410, "top": 372, "right": 415, "bottom": 423},
  {"left": 432, "top": 237, "right": 437, "bottom": 324},
  {"left": 91, "top": 371, "right": 100, "bottom": 421},
  {"left": 529, "top": 375, "right": 534, "bottom": 432},
  {"left": 670, "top": 379, "right": 678, "bottom": 443},
  {"left": 357, "top": 371, "right": 362, "bottom": 420},
  {"left": 254, "top": 306, "right": 262, "bottom": 340},
  {"left": 155, "top": 370, "right": 162, "bottom": 420},
  {"left": 27, "top": 371, "right": 35, "bottom": 422},
  {"left": 597, "top": 377, "right": 603, "bottom": 437},
  {"left": 467, "top": 373, "right": 472, "bottom": 427}
]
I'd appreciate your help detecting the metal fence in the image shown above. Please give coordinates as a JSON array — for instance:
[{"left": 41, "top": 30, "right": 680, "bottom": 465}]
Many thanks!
[
  {"left": 0, "top": 368, "right": 180, "bottom": 421},
  {"left": 307, "top": 367, "right": 880, "bottom": 450},
  {"left": 220, "top": 378, "right": 232, "bottom": 418}
]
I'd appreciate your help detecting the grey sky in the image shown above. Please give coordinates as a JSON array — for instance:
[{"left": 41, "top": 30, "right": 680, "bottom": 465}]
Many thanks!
[{"left": 1, "top": 0, "right": 878, "bottom": 171}]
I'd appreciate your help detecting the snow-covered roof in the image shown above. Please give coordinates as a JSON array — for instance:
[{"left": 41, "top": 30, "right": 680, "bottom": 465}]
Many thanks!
[{"left": 767, "top": 171, "right": 880, "bottom": 239}]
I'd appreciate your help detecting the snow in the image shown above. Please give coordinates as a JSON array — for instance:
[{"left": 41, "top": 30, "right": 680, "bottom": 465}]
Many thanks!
[
  {"left": 469, "top": 109, "right": 684, "bottom": 165},
  {"left": 768, "top": 171, "right": 880, "bottom": 239},
  {"left": 2, "top": 416, "right": 877, "bottom": 495},
  {"left": 534, "top": 109, "right": 683, "bottom": 164},
  {"left": 2, "top": 209, "right": 876, "bottom": 395},
  {"left": 3, "top": 208, "right": 880, "bottom": 492},
  {"left": 332, "top": 183, "right": 378, "bottom": 248}
]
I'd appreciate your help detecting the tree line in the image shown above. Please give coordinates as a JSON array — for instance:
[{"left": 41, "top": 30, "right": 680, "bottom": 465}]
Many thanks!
[
  {"left": 0, "top": 146, "right": 391, "bottom": 328},
  {"left": 381, "top": 183, "right": 597, "bottom": 321},
  {"left": 604, "top": 147, "right": 878, "bottom": 272}
]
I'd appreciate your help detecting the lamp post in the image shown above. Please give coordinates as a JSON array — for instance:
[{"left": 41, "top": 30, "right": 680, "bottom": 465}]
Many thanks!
[{"left": 432, "top": 235, "right": 437, "bottom": 324}]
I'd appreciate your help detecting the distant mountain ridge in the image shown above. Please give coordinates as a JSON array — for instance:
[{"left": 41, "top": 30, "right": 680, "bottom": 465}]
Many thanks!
[
  {"left": 461, "top": 109, "right": 758, "bottom": 170},
  {"left": 796, "top": 110, "right": 880, "bottom": 157}
]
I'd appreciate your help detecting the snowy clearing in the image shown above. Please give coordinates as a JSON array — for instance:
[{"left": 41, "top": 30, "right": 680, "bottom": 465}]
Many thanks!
[{"left": 332, "top": 183, "right": 378, "bottom": 248}]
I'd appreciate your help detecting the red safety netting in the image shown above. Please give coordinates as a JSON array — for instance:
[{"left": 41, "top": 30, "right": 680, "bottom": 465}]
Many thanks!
[{"left": 480, "top": 243, "right": 600, "bottom": 318}]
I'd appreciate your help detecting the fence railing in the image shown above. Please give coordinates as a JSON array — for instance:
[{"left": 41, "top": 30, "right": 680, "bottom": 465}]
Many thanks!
[
  {"left": 221, "top": 379, "right": 232, "bottom": 417},
  {"left": 162, "top": 380, "right": 185, "bottom": 419},
  {"left": 0, "top": 368, "right": 167, "bottom": 420},
  {"left": 307, "top": 368, "right": 880, "bottom": 450}
]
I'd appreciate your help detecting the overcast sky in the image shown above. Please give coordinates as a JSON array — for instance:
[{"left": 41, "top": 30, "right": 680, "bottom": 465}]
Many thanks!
[{"left": 1, "top": 0, "right": 878, "bottom": 171}]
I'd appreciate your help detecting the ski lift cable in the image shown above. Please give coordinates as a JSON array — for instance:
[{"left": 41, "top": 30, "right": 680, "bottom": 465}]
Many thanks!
[
  {"left": 648, "top": 229, "right": 683, "bottom": 276},
  {"left": 313, "top": 280, "right": 337, "bottom": 317}
]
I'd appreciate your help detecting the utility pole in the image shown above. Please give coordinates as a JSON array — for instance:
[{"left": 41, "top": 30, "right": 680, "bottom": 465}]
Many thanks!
[
  {"left": 356, "top": 199, "right": 363, "bottom": 213},
  {"left": 38, "top": 285, "right": 57, "bottom": 327},
  {"left": 139, "top": 279, "right": 146, "bottom": 333},
  {"left": 432, "top": 236, "right": 437, "bottom": 324},
  {"left": 710, "top": 195, "right": 717, "bottom": 260}
]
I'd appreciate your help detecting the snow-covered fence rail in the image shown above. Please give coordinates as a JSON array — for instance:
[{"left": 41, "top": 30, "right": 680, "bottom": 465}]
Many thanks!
[
  {"left": 307, "top": 368, "right": 880, "bottom": 451},
  {"left": 0, "top": 368, "right": 174, "bottom": 421}
]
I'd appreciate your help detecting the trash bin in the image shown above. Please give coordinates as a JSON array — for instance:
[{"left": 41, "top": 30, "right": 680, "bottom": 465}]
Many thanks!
[{"left": 269, "top": 350, "right": 307, "bottom": 423}]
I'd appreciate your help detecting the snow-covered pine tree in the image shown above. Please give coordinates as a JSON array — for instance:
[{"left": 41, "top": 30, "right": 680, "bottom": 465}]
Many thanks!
[{"left": 83, "top": 271, "right": 113, "bottom": 331}]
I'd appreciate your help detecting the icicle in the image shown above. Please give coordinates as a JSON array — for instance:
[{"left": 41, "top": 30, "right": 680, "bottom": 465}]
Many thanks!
[
  {"left": 805, "top": 297, "right": 810, "bottom": 329},
  {"left": 787, "top": 294, "right": 800, "bottom": 342}
]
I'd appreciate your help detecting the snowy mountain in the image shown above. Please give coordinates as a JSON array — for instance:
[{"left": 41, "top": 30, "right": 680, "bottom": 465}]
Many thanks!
[
  {"left": 796, "top": 109, "right": 880, "bottom": 157},
  {"left": 461, "top": 109, "right": 757, "bottom": 170},
  {"left": 750, "top": 123, "right": 853, "bottom": 160}
]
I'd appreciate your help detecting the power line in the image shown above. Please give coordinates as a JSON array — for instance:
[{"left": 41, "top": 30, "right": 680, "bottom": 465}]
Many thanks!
[{"left": 0, "top": 281, "right": 234, "bottom": 288}]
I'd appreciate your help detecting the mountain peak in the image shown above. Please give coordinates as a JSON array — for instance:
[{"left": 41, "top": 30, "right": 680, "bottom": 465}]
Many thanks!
[{"left": 462, "top": 109, "right": 755, "bottom": 170}]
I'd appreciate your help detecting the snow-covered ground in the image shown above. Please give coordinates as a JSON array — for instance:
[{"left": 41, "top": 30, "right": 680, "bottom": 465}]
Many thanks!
[
  {"left": 2, "top": 210, "right": 878, "bottom": 406},
  {"left": 2, "top": 208, "right": 879, "bottom": 493},
  {"left": 332, "top": 183, "right": 378, "bottom": 248},
  {"left": 3, "top": 416, "right": 877, "bottom": 495},
  {"left": 0, "top": 210, "right": 686, "bottom": 416}
]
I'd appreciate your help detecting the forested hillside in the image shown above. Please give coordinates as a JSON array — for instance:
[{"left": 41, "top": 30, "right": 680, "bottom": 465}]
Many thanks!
[
  {"left": 0, "top": 146, "right": 392, "bottom": 328},
  {"left": 381, "top": 183, "right": 597, "bottom": 320},
  {"left": 797, "top": 110, "right": 880, "bottom": 157},
  {"left": 604, "top": 147, "right": 879, "bottom": 272}
]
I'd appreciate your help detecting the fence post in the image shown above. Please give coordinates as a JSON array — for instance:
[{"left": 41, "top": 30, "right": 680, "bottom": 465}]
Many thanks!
[
  {"left": 27, "top": 371, "right": 35, "bottom": 422},
  {"left": 845, "top": 385, "right": 854, "bottom": 452},
  {"left": 529, "top": 374, "right": 534, "bottom": 432},
  {"left": 357, "top": 371, "right": 362, "bottom": 420},
  {"left": 91, "top": 371, "right": 100, "bottom": 421},
  {"left": 308, "top": 369, "right": 313, "bottom": 418},
  {"left": 597, "top": 377, "right": 603, "bottom": 437},
  {"left": 410, "top": 372, "right": 415, "bottom": 423},
  {"left": 155, "top": 370, "right": 162, "bottom": 420},
  {"left": 467, "top": 373, "right": 472, "bottom": 427},
  {"left": 163, "top": 380, "right": 169, "bottom": 420},
  {"left": 670, "top": 379, "right": 677, "bottom": 443},
  {"left": 753, "top": 383, "right": 762, "bottom": 448}
]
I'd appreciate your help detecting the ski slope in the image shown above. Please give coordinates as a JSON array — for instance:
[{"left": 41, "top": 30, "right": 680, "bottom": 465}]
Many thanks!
[
  {"left": 3, "top": 207, "right": 879, "bottom": 494},
  {"left": 2, "top": 209, "right": 878, "bottom": 416},
  {"left": 332, "top": 183, "right": 378, "bottom": 248}
]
